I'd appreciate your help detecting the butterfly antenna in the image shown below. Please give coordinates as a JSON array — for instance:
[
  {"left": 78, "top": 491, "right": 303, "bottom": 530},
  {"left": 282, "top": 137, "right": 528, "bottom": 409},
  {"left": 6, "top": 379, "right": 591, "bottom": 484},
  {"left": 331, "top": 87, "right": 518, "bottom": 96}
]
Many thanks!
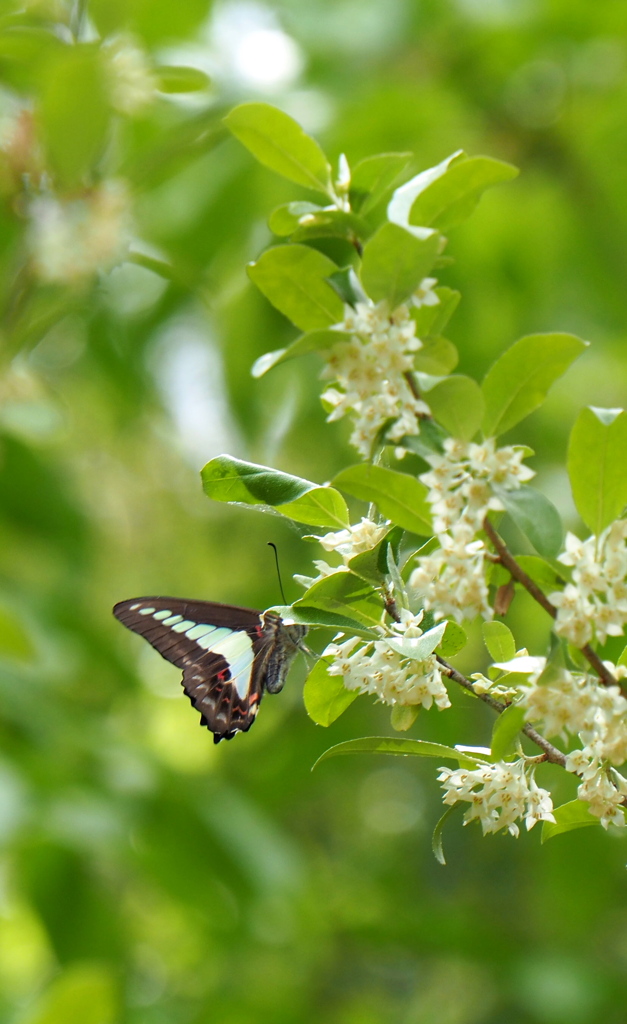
[{"left": 268, "top": 542, "right": 287, "bottom": 604}]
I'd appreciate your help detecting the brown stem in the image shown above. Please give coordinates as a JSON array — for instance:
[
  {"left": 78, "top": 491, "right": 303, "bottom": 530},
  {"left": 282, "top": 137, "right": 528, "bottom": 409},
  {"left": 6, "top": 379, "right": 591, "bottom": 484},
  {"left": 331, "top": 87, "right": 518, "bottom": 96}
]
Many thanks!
[
  {"left": 437, "top": 657, "right": 567, "bottom": 767},
  {"left": 483, "top": 517, "right": 622, "bottom": 693}
]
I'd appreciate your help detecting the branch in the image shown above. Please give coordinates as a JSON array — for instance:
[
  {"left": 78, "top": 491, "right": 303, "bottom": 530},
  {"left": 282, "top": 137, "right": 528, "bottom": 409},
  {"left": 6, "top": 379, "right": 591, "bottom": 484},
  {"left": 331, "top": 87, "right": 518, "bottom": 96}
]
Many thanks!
[
  {"left": 386, "top": 593, "right": 568, "bottom": 766},
  {"left": 437, "top": 656, "right": 567, "bottom": 768},
  {"left": 483, "top": 517, "right": 622, "bottom": 693}
]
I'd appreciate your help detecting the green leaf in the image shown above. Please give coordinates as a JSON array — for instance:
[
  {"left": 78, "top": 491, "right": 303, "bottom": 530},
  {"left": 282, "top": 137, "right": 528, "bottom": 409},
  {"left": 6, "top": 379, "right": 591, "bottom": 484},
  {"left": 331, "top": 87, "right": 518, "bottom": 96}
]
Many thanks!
[
  {"left": 388, "top": 151, "right": 518, "bottom": 231},
  {"left": 279, "top": 487, "right": 349, "bottom": 528},
  {"left": 350, "top": 152, "right": 413, "bottom": 214},
  {"left": 40, "top": 44, "right": 110, "bottom": 187},
  {"left": 156, "top": 65, "right": 211, "bottom": 93},
  {"left": 289, "top": 209, "right": 371, "bottom": 244},
  {"left": 437, "top": 620, "right": 467, "bottom": 657},
  {"left": 333, "top": 464, "right": 432, "bottom": 535},
  {"left": 202, "top": 455, "right": 316, "bottom": 505},
  {"left": 201, "top": 455, "right": 347, "bottom": 526},
  {"left": 482, "top": 333, "right": 587, "bottom": 437},
  {"left": 490, "top": 703, "right": 526, "bottom": 761},
  {"left": 0, "top": 607, "right": 34, "bottom": 661},
  {"left": 347, "top": 526, "right": 403, "bottom": 586},
  {"left": 269, "top": 605, "right": 380, "bottom": 641},
  {"left": 396, "top": 419, "right": 447, "bottom": 458},
  {"left": 482, "top": 621, "right": 516, "bottom": 662},
  {"left": 326, "top": 267, "right": 367, "bottom": 307},
  {"left": 493, "top": 485, "right": 564, "bottom": 558},
  {"left": 432, "top": 803, "right": 462, "bottom": 866},
  {"left": 23, "top": 963, "right": 117, "bottom": 1024},
  {"left": 618, "top": 644, "right": 627, "bottom": 669},
  {"left": 391, "top": 705, "right": 420, "bottom": 731},
  {"left": 360, "top": 222, "right": 440, "bottom": 308},
  {"left": 224, "top": 102, "right": 332, "bottom": 194},
  {"left": 251, "top": 328, "right": 352, "bottom": 378},
  {"left": 426, "top": 375, "right": 484, "bottom": 440},
  {"left": 385, "top": 622, "right": 447, "bottom": 660},
  {"left": 567, "top": 406, "right": 627, "bottom": 536},
  {"left": 411, "top": 287, "right": 461, "bottom": 338},
  {"left": 413, "top": 336, "right": 459, "bottom": 375},
  {"left": 268, "top": 201, "right": 323, "bottom": 235},
  {"left": 303, "top": 657, "right": 359, "bottom": 726},
  {"left": 541, "top": 799, "right": 603, "bottom": 843},
  {"left": 247, "top": 245, "right": 343, "bottom": 331},
  {"left": 313, "top": 736, "right": 483, "bottom": 770},
  {"left": 295, "top": 573, "right": 384, "bottom": 629}
]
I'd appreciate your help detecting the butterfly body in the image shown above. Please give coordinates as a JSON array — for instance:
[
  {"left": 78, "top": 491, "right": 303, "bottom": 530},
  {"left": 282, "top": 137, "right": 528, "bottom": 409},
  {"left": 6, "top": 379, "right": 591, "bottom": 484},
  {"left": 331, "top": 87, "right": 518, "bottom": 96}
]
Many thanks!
[{"left": 113, "top": 597, "right": 306, "bottom": 743}]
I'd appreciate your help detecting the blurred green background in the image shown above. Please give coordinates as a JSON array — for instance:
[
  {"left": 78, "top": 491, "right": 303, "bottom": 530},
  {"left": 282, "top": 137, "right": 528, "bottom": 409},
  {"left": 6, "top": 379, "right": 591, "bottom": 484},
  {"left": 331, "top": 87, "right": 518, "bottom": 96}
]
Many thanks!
[{"left": 1, "top": 0, "right": 627, "bottom": 1021}]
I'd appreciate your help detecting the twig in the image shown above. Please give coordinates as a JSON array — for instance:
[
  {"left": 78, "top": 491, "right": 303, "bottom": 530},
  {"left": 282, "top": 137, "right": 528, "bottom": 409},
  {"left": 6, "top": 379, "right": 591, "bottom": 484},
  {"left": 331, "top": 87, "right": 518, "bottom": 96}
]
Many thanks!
[
  {"left": 483, "top": 517, "right": 622, "bottom": 693},
  {"left": 437, "top": 657, "right": 567, "bottom": 767},
  {"left": 385, "top": 594, "right": 567, "bottom": 766}
]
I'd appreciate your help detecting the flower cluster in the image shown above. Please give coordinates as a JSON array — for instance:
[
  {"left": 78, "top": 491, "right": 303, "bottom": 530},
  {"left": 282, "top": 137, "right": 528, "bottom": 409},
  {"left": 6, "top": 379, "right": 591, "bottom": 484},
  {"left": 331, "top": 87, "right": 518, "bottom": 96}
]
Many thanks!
[
  {"left": 409, "top": 438, "right": 534, "bottom": 622},
  {"left": 550, "top": 523, "right": 627, "bottom": 647},
  {"left": 321, "top": 291, "right": 436, "bottom": 457},
  {"left": 29, "top": 181, "right": 132, "bottom": 285},
  {"left": 439, "top": 759, "right": 555, "bottom": 837},
  {"left": 324, "top": 610, "right": 451, "bottom": 711},
  {"left": 103, "top": 35, "right": 157, "bottom": 116},
  {"left": 516, "top": 661, "right": 627, "bottom": 827}
]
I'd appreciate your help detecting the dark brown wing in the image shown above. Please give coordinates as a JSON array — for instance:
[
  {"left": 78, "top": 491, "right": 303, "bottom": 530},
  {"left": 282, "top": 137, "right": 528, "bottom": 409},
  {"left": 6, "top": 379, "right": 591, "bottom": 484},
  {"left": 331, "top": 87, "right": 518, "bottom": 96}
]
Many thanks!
[{"left": 113, "top": 596, "right": 269, "bottom": 742}]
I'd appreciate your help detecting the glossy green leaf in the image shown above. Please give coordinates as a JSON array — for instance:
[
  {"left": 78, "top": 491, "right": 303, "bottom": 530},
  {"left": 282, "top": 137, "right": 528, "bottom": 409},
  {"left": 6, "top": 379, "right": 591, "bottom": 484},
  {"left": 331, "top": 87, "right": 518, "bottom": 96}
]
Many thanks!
[
  {"left": 278, "top": 486, "right": 349, "bottom": 528},
  {"left": 388, "top": 151, "right": 518, "bottom": 230},
  {"left": 326, "top": 267, "right": 367, "bottom": 307},
  {"left": 304, "top": 657, "right": 359, "bottom": 726},
  {"left": 247, "top": 245, "right": 343, "bottom": 331},
  {"left": 40, "top": 44, "right": 110, "bottom": 187},
  {"left": 432, "top": 803, "right": 462, "bottom": 865},
  {"left": 493, "top": 485, "right": 563, "bottom": 558},
  {"left": 482, "top": 621, "right": 516, "bottom": 662},
  {"left": 567, "top": 406, "right": 627, "bottom": 536},
  {"left": 347, "top": 526, "right": 403, "bottom": 586},
  {"left": 290, "top": 209, "right": 370, "bottom": 243},
  {"left": 385, "top": 622, "right": 447, "bottom": 660},
  {"left": 490, "top": 703, "right": 526, "bottom": 761},
  {"left": 295, "top": 572, "right": 385, "bottom": 629},
  {"left": 397, "top": 420, "right": 448, "bottom": 459},
  {"left": 313, "top": 736, "right": 483, "bottom": 770},
  {"left": 270, "top": 605, "right": 381, "bottom": 641},
  {"left": 202, "top": 455, "right": 317, "bottom": 505},
  {"left": 482, "top": 333, "right": 587, "bottom": 437},
  {"left": 437, "top": 620, "right": 467, "bottom": 657},
  {"left": 201, "top": 455, "right": 347, "bottom": 526},
  {"left": 224, "top": 102, "right": 332, "bottom": 194},
  {"left": 413, "top": 336, "right": 459, "bottom": 375},
  {"left": 360, "top": 222, "right": 440, "bottom": 308},
  {"left": 426, "top": 375, "right": 484, "bottom": 440},
  {"left": 156, "top": 65, "right": 211, "bottom": 93},
  {"left": 541, "top": 800, "right": 603, "bottom": 843},
  {"left": 251, "top": 328, "right": 352, "bottom": 378},
  {"left": 333, "top": 464, "right": 432, "bottom": 535},
  {"left": 350, "top": 152, "right": 413, "bottom": 214}
]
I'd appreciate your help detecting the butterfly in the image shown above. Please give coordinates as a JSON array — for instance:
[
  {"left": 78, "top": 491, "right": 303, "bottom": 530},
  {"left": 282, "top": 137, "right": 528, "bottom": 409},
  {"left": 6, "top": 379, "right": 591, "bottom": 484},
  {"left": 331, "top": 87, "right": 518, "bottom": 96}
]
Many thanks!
[{"left": 113, "top": 597, "right": 307, "bottom": 743}]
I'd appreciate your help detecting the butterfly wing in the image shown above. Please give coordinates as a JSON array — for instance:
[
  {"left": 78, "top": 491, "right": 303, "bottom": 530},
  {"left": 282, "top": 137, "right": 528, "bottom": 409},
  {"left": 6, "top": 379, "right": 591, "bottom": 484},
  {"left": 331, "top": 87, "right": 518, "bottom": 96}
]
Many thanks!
[{"left": 113, "top": 597, "right": 272, "bottom": 742}]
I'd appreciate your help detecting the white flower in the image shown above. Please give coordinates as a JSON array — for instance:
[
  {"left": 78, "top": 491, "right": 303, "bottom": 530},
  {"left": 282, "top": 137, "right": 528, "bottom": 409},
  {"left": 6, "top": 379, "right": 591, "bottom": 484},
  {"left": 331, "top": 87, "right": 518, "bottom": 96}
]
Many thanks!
[
  {"left": 321, "top": 299, "right": 429, "bottom": 456},
  {"left": 29, "top": 181, "right": 131, "bottom": 285},
  {"left": 324, "top": 631, "right": 451, "bottom": 710},
  {"left": 318, "top": 517, "right": 387, "bottom": 561},
  {"left": 104, "top": 35, "right": 156, "bottom": 115},
  {"left": 409, "top": 522, "right": 491, "bottom": 622},
  {"left": 551, "top": 521, "right": 627, "bottom": 647},
  {"left": 566, "top": 753, "right": 627, "bottom": 828},
  {"left": 438, "top": 759, "right": 555, "bottom": 837},
  {"left": 412, "top": 277, "right": 439, "bottom": 307}
]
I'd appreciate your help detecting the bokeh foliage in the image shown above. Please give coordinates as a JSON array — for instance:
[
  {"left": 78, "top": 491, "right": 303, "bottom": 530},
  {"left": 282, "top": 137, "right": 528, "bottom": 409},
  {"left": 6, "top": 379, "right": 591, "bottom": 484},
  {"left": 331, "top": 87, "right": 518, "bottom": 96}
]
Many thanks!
[{"left": 2, "top": 0, "right": 627, "bottom": 1021}]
